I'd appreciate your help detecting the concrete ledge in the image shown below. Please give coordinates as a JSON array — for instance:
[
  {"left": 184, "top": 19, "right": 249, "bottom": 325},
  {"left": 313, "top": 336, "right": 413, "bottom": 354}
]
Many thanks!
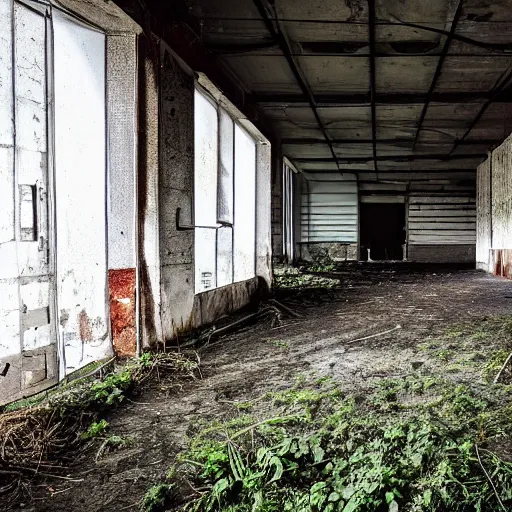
[
  {"left": 408, "top": 244, "right": 476, "bottom": 264},
  {"left": 298, "top": 242, "right": 358, "bottom": 262},
  {"left": 192, "top": 277, "right": 268, "bottom": 328}
]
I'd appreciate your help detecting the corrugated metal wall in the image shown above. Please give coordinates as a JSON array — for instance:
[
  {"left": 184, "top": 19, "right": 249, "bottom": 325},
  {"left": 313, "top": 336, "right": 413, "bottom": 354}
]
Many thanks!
[
  {"left": 491, "top": 134, "right": 512, "bottom": 249},
  {"left": 357, "top": 171, "right": 476, "bottom": 262},
  {"left": 408, "top": 195, "right": 476, "bottom": 245},
  {"left": 476, "top": 159, "right": 491, "bottom": 270},
  {"left": 300, "top": 173, "right": 358, "bottom": 243}
]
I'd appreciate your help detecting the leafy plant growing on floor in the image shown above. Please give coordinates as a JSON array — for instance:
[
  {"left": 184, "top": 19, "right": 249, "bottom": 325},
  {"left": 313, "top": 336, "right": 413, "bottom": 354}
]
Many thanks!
[
  {"left": 90, "top": 370, "right": 133, "bottom": 406},
  {"left": 82, "top": 419, "right": 109, "bottom": 440},
  {"left": 140, "top": 483, "right": 175, "bottom": 512},
  {"left": 158, "top": 373, "right": 512, "bottom": 512}
]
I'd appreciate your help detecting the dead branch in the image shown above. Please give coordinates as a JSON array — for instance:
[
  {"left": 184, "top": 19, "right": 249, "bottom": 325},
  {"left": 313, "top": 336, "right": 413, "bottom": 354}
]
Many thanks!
[
  {"left": 345, "top": 325, "right": 402, "bottom": 346},
  {"left": 475, "top": 444, "right": 507, "bottom": 511},
  {"left": 493, "top": 351, "right": 512, "bottom": 384}
]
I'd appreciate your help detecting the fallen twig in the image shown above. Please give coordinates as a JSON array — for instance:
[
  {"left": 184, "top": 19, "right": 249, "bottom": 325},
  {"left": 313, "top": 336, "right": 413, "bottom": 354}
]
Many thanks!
[
  {"left": 345, "top": 325, "right": 402, "bottom": 346},
  {"left": 493, "top": 351, "right": 512, "bottom": 384},
  {"left": 268, "top": 299, "right": 301, "bottom": 318},
  {"left": 475, "top": 444, "right": 507, "bottom": 511},
  {"left": 65, "top": 357, "right": 116, "bottom": 386}
]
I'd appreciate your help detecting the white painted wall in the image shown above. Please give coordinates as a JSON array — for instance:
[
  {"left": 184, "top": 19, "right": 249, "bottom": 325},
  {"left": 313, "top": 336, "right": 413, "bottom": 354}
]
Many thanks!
[
  {"left": 194, "top": 89, "right": 219, "bottom": 293},
  {"left": 193, "top": 84, "right": 268, "bottom": 294},
  {"left": 491, "top": 134, "right": 512, "bottom": 250},
  {"left": 234, "top": 124, "right": 256, "bottom": 282},
  {"left": 53, "top": 10, "right": 112, "bottom": 374},
  {"left": 476, "top": 158, "right": 492, "bottom": 270},
  {"left": 0, "top": 0, "right": 17, "bottom": 360}
]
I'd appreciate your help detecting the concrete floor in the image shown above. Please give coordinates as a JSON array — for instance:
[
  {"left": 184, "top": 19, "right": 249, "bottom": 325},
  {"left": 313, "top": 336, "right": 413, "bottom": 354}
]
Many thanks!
[{"left": 34, "top": 266, "right": 512, "bottom": 511}]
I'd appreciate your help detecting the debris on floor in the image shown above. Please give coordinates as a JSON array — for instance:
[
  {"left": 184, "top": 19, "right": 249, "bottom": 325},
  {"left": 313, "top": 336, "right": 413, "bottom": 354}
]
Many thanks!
[
  {"left": 0, "top": 353, "right": 200, "bottom": 509},
  {"left": 2, "top": 266, "right": 512, "bottom": 511}
]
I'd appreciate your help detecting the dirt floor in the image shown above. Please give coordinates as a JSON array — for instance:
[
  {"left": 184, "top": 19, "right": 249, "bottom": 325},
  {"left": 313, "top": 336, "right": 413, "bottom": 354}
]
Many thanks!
[{"left": 24, "top": 264, "right": 512, "bottom": 511}]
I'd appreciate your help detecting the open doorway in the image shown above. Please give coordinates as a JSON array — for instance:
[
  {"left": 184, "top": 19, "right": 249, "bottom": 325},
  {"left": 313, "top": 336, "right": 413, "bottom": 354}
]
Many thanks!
[{"left": 360, "top": 203, "right": 406, "bottom": 261}]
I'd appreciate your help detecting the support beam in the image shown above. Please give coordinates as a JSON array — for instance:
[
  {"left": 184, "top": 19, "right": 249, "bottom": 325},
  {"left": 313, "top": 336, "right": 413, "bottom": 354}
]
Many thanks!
[
  {"left": 185, "top": 15, "right": 512, "bottom": 52},
  {"left": 451, "top": 69, "right": 512, "bottom": 153},
  {"left": 251, "top": 0, "right": 340, "bottom": 171},
  {"left": 412, "top": 0, "right": 464, "bottom": 150},
  {"left": 252, "top": 92, "right": 502, "bottom": 105},
  {"left": 368, "top": 0, "right": 378, "bottom": 178},
  {"left": 281, "top": 138, "right": 500, "bottom": 146},
  {"left": 294, "top": 154, "right": 487, "bottom": 163},
  {"left": 303, "top": 168, "right": 479, "bottom": 173}
]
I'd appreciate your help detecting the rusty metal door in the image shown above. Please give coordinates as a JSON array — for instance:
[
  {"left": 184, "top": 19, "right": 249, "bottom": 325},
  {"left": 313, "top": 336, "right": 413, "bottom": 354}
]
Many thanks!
[{"left": 0, "top": 0, "right": 57, "bottom": 405}]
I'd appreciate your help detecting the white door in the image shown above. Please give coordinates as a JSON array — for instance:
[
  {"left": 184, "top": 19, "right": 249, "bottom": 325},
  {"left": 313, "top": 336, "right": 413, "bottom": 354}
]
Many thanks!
[
  {"left": 0, "top": 0, "right": 57, "bottom": 405},
  {"left": 53, "top": 10, "right": 112, "bottom": 375}
]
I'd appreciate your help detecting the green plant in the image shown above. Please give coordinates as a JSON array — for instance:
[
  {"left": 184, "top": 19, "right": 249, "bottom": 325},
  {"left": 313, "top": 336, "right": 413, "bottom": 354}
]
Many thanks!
[
  {"left": 483, "top": 350, "right": 511, "bottom": 382},
  {"left": 82, "top": 419, "right": 109, "bottom": 440},
  {"left": 91, "top": 370, "right": 133, "bottom": 406},
  {"left": 140, "top": 352, "right": 153, "bottom": 367},
  {"left": 437, "top": 349, "right": 453, "bottom": 362},
  {"left": 164, "top": 372, "right": 512, "bottom": 512},
  {"left": 140, "top": 483, "right": 175, "bottom": 512},
  {"left": 95, "top": 434, "right": 134, "bottom": 461},
  {"left": 264, "top": 338, "right": 290, "bottom": 350}
]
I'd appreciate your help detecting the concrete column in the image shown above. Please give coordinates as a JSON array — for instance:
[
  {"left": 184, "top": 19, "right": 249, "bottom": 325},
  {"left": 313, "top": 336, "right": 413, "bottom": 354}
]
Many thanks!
[
  {"left": 158, "top": 44, "right": 196, "bottom": 340},
  {"left": 256, "top": 142, "right": 272, "bottom": 286}
]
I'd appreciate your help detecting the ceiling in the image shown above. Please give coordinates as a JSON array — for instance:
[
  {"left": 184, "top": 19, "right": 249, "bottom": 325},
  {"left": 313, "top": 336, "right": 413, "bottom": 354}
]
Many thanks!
[{"left": 162, "top": 0, "right": 512, "bottom": 176}]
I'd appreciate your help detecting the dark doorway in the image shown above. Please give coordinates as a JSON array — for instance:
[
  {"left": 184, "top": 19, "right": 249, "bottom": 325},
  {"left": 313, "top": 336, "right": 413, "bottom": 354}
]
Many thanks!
[{"left": 360, "top": 203, "right": 406, "bottom": 261}]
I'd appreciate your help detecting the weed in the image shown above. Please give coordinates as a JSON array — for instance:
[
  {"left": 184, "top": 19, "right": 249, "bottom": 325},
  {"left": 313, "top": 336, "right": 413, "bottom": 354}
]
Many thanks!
[
  {"left": 483, "top": 350, "right": 510, "bottom": 382},
  {"left": 90, "top": 370, "right": 133, "bottom": 406},
  {"left": 444, "top": 328, "right": 463, "bottom": 339},
  {"left": 95, "top": 434, "right": 134, "bottom": 460},
  {"left": 163, "top": 372, "right": 512, "bottom": 512},
  {"left": 140, "top": 483, "right": 175, "bottom": 512},
  {"left": 307, "top": 262, "right": 335, "bottom": 273},
  {"left": 140, "top": 352, "right": 153, "bottom": 367},
  {"left": 264, "top": 338, "right": 289, "bottom": 350},
  {"left": 105, "top": 434, "right": 132, "bottom": 448},
  {"left": 418, "top": 340, "right": 440, "bottom": 351},
  {"left": 436, "top": 349, "right": 453, "bottom": 362},
  {"left": 273, "top": 266, "right": 339, "bottom": 290},
  {"left": 82, "top": 419, "right": 109, "bottom": 440}
]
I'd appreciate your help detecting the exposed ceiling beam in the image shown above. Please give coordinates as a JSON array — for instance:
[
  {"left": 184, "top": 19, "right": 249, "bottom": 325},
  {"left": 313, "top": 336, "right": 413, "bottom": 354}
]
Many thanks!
[
  {"left": 192, "top": 15, "right": 512, "bottom": 52},
  {"left": 294, "top": 154, "right": 487, "bottom": 163},
  {"left": 252, "top": 92, "right": 505, "bottom": 105},
  {"left": 251, "top": 0, "right": 340, "bottom": 171},
  {"left": 368, "top": 0, "right": 378, "bottom": 179},
  {"left": 281, "top": 138, "right": 499, "bottom": 145},
  {"left": 451, "top": 69, "right": 512, "bottom": 153},
  {"left": 303, "top": 168, "right": 478, "bottom": 173},
  {"left": 381, "top": 20, "right": 512, "bottom": 53},
  {"left": 412, "top": 0, "right": 464, "bottom": 150}
]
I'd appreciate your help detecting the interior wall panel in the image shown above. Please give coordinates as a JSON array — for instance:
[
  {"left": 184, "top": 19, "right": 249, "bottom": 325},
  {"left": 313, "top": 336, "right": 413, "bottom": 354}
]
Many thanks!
[
  {"left": 300, "top": 174, "right": 358, "bottom": 243},
  {"left": 476, "top": 158, "right": 491, "bottom": 270},
  {"left": 491, "top": 134, "right": 512, "bottom": 250}
]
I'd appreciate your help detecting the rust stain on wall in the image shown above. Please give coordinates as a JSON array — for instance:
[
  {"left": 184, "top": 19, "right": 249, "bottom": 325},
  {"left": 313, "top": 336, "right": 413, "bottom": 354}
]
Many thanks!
[
  {"left": 492, "top": 249, "right": 512, "bottom": 279},
  {"left": 78, "top": 309, "right": 93, "bottom": 342},
  {"left": 108, "top": 268, "right": 136, "bottom": 357}
]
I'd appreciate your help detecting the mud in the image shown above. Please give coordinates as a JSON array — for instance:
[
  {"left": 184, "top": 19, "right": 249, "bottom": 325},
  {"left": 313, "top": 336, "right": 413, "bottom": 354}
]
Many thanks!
[{"left": 28, "top": 265, "right": 512, "bottom": 511}]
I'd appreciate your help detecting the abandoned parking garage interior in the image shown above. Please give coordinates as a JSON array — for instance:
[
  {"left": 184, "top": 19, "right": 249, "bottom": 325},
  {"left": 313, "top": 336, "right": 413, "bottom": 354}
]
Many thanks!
[{"left": 3, "top": 0, "right": 512, "bottom": 509}]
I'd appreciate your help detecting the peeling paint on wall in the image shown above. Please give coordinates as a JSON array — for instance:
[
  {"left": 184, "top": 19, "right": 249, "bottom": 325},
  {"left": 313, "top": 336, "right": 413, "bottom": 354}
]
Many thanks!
[{"left": 53, "top": 10, "right": 112, "bottom": 374}]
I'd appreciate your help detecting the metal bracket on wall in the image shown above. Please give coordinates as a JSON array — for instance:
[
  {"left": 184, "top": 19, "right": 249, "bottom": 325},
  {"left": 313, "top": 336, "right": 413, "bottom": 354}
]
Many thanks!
[
  {"left": 0, "top": 363, "right": 10, "bottom": 377},
  {"left": 175, "top": 207, "right": 232, "bottom": 231}
]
